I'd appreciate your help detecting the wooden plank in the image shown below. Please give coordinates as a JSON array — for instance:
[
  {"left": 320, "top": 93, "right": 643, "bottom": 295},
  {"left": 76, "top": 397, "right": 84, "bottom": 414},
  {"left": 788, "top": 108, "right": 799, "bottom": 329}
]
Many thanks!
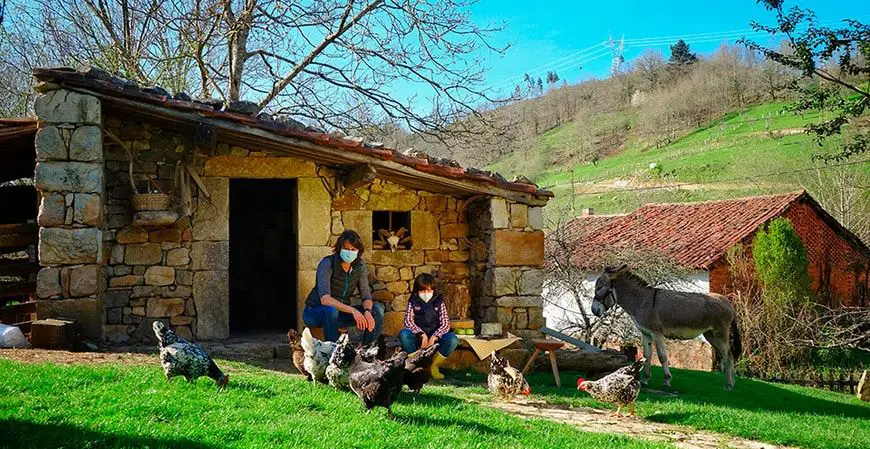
[
  {"left": 0, "top": 234, "right": 37, "bottom": 250},
  {"left": 0, "top": 222, "right": 38, "bottom": 235},
  {"left": 0, "top": 282, "right": 36, "bottom": 298},
  {"left": 0, "top": 261, "right": 39, "bottom": 277},
  {"left": 541, "top": 327, "right": 600, "bottom": 353},
  {"left": 1, "top": 301, "right": 37, "bottom": 314}
]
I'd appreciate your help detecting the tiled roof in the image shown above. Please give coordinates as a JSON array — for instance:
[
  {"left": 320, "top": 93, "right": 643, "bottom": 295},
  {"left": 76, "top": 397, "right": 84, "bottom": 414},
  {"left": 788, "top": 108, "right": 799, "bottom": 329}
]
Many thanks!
[
  {"left": 566, "top": 192, "right": 808, "bottom": 269},
  {"left": 30, "top": 67, "right": 551, "bottom": 198}
]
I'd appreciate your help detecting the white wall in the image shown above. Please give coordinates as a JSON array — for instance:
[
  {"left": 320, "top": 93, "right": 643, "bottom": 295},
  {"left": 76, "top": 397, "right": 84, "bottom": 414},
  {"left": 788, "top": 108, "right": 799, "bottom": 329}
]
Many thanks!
[{"left": 543, "top": 271, "right": 710, "bottom": 332}]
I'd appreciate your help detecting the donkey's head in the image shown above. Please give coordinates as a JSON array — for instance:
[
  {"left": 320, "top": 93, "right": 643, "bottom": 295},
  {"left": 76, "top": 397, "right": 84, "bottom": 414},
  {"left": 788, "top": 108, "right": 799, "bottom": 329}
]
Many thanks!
[{"left": 591, "top": 264, "right": 628, "bottom": 317}]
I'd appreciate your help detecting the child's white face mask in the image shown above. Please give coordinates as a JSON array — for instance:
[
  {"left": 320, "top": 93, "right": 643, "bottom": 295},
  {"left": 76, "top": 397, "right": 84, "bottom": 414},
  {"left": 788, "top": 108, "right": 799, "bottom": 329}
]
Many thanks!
[{"left": 419, "top": 292, "right": 434, "bottom": 302}]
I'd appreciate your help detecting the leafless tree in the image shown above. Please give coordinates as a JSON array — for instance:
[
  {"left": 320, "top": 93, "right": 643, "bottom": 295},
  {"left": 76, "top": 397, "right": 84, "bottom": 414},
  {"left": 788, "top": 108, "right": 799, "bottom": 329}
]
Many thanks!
[
  {"left": 633, "top": 49, "right": 666, "bottom": 91},
  {"left": 799, "top": 163, "right": 870, "bottom": 243},
  {"left": 727, "top": 244, "right": 870, "bottom": 376},
  {"left": 3, "top": 0, "right": 509, "bottom": 143},
  {"left": 543, "top": 207, "right": 694, "bottom": 346}
]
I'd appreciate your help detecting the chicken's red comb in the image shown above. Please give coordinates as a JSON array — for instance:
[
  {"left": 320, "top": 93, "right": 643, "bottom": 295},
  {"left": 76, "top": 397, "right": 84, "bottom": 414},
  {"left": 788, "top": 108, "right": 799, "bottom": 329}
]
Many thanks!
[{"left": 576, "top": 377, "right": 585, "bottom": 385}]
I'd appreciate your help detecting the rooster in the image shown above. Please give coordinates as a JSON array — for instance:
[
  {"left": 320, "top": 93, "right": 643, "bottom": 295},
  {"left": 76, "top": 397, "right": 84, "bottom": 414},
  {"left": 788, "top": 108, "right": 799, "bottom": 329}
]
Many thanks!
[
  {"left": 301, "top": 327, "right": 337, "bottom": 384},
  {"left": 487, "top": 351, "right": 531, "bottom": 401},
  {"left": 287, "top": 329, "right": 310, "bottom": 380},
  {"left": 577, "top": 359, "right": 645, "bottom": 417},
  {"left": 348, "top": 348, "right": 408, "bottom": 419},
  {"left": 403, "top": 344, "right": 440, "bottom": 394},
  {"left": 152, "top": 321, "right": 228, "bottom": 388},
  {"left": 326, "top": 334, "right": 356, "bottom": 389}
]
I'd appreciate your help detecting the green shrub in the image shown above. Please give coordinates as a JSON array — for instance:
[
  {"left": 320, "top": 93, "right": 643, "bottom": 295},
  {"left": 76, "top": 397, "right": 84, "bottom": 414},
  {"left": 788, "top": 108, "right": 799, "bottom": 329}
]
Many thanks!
[{"left": 752, "top": 217, "right": 813, "bottom": 306}]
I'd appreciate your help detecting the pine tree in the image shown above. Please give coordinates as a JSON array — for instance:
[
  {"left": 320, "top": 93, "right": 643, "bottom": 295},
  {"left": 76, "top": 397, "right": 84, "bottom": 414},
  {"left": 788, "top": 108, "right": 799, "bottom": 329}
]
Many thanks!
[
  {"left": 669, "top": 39, "right": 697, "bottom": 65},
  {"left": 546, "top": 71, "right": 560, "bottom": 85},
  {"left": 536, "top": 77, "right": 543, "bottom": 95}
]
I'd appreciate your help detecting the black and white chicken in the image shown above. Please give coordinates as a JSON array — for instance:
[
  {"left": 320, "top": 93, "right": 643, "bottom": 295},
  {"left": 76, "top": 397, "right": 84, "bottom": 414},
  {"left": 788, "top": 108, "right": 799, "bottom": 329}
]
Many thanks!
[
  {"left": 152, "top": 321, "right": 228, "bottom": 388},
  {"left": 348, "top": 348, "right": 408, "bottom": 419},
  {"left": 326, "top": 334, "right": 356, "bottom": 389},
  {"left": 403, "top": 343, "right": 440, "bottom": 394},
  {"left": 577, "top": 359, "right": 645, "bottom": 417},
  {"left": 487, "top": 351, "right": 531, "bottom": 401},
  {"left": 300, "top": 327, "right": 337, "bottom": 383}
]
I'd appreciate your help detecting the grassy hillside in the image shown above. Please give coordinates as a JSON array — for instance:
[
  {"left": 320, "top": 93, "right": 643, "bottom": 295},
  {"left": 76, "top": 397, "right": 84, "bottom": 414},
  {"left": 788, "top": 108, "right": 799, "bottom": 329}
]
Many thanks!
[{"left": 491, "top": 102, "right": 869, "bottom": 218}]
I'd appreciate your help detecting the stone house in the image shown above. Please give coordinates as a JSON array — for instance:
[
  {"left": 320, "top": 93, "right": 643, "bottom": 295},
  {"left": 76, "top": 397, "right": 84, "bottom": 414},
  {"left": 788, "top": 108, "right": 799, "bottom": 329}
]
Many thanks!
[
  {"left": 24, "top": 67, "right": 552, "bottom": 343},
  {"left": 546, "top": 191, "right": 870, "bottom": 370}
]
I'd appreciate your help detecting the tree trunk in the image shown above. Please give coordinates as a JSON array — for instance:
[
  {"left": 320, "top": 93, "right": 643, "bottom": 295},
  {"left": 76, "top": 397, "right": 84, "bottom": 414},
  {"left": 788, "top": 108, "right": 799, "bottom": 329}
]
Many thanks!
[{"left": 530, "top": 348, "right": 630, "bottom": 373}]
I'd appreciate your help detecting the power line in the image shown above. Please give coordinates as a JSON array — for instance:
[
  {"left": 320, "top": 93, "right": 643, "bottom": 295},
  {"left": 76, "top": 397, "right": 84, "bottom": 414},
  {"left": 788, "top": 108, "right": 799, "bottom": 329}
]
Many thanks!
[
  {"left": 541, "top": 159, "right": 870, "bottom": 195},
  {"left": 488, "top": 42, "right": 607, "bottom": 90},
  {"left": 490, "top": 19, "right": 864, "bottom": 93},
  {"left": 489, "top": 47, "right": 613, "bottom": 92}
]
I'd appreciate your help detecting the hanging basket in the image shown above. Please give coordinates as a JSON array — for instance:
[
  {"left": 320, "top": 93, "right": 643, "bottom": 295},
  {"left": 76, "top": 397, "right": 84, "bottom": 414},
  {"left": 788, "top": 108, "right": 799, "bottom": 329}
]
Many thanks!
[{"left": 132, "top": 193, "right": 172, "bottom": 211}]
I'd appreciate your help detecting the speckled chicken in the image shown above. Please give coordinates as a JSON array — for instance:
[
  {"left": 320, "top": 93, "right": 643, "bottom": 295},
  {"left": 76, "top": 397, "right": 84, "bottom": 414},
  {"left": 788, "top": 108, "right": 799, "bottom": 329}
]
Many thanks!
[
  {"left": 287, "top": 329, "right": 310, "bottom": 380},
  {"left": 326, "top": 334, "right": 356, "bottom": 389},
  {"left": 487, "top": 351, "right": 531, "bottom": 401},
  {"left": 152, "top": 321, "right": 228, "bottom": 388},
  {"left": 300, "top": 327, "right": 337, "bottom": 384},
  {"left": 348, "top": 348, "right": 408, "bottom": 419},
  {"left": 577, "top": 359, "right": 645, "bottom": 417},
  {"left": 403, "top": 343, "right": 440, "bottom": 394}
]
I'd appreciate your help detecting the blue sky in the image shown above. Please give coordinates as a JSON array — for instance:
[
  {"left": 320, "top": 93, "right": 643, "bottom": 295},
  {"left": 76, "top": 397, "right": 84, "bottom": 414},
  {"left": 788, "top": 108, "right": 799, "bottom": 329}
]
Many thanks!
[{"left": 469, "top": 0, "right": 869, "bottom": 97}]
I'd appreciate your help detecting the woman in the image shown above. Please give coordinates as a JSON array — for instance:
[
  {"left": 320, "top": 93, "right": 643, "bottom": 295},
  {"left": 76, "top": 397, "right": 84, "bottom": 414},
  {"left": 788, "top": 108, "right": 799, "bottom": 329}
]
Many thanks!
[
  {"left": 302, "top": 230, "right": 384, "bottom": 344},
  {"left": 397, "top": 273, "right": 459, "bottom": 379}
]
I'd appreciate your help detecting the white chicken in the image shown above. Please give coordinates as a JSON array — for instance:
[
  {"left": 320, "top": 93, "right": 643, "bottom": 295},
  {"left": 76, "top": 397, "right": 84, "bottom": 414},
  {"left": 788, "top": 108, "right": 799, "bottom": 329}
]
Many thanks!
[{"left": 301, "top": 327, "right": 337, "bottom": 383}]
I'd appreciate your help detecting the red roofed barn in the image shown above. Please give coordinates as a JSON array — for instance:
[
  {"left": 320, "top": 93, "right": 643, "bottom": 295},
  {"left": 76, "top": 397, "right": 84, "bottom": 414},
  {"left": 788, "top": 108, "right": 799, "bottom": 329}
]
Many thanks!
[{"left": 566, "top": 191, "right": 869, "bottom": 306}]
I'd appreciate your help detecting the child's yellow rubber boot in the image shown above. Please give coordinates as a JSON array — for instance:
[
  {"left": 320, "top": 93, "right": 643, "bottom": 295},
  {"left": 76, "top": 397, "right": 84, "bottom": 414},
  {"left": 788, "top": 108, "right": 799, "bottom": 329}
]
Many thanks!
[{"left": 430, "top": 353, "right": 447, "bottom": 380}]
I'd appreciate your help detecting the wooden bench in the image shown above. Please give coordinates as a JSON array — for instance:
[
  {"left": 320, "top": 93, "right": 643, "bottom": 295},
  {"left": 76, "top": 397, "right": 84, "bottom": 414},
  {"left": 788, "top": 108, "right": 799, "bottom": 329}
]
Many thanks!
[
  {"left": 522, "top": 339, "right": 566, "bottom": 387},
  {"left": 307, "top": 327, "right": 348, "bottom": 341}
]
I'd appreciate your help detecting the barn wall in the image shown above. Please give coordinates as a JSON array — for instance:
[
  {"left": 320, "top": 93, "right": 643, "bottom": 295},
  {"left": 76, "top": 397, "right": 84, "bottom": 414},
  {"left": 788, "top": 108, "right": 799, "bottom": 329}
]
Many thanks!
[
  {"left": 708, "top": 201, "right": 869, "bottom": 306},
  {"left": 784, "top": 202, "right": 869, "bottom": 306}
]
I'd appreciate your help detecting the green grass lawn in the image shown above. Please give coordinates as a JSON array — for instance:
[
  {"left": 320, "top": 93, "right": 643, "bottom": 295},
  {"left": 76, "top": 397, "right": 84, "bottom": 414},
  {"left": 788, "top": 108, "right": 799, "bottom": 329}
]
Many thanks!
[
  {"left": 0, "top": 359, "right": 665, "bottom": 449},
  {"left": 448, "top": 366, "right": 870, "bottom": 449}
]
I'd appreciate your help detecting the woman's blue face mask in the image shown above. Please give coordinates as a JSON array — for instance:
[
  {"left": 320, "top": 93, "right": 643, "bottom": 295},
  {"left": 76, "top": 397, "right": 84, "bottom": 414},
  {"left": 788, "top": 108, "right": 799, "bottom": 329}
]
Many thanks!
[{"left": 339, "top": 248, "right": 358, "bottom": 263}]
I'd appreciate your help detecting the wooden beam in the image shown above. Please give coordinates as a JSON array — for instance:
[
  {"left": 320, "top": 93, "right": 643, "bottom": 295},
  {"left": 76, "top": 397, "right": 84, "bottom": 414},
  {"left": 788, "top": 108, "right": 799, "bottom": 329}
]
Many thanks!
[
  {"left": 0, "top": 223, "right": 38, "bottom": 235},
  {"left": 79, "top": 89, "right": 551, "bottom": 206},
  {"left": 541, "top": 327, "right": 600, "bottom": 353}
]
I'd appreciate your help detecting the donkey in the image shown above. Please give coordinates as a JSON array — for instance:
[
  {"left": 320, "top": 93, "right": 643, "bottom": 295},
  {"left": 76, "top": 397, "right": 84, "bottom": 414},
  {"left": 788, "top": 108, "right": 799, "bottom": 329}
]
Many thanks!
[{"left": 592, "top": 265, "right": 742, "bottom": 390}]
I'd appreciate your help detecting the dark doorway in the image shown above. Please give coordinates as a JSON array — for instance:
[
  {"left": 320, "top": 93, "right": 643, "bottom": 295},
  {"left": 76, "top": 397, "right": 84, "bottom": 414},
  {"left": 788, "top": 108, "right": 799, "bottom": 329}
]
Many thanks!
[{"left": 229, "top": 179, "right": 297, "bottom": 334}]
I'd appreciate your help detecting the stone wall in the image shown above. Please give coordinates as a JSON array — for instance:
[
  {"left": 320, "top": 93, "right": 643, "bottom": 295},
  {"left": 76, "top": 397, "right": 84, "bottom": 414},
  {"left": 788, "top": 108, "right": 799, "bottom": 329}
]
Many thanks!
[
  {"left": 470, "top": 198, "right": 546, "bottom": 339},
  {"left": 33, "top": 89, "right": 106, "bottom": 339},
  {"left": 96, "top": 117, "right": 486, "bottom": 341},
  {"left": 327, "top": 181, "right": 473, "bottom": 335},
  {"left": 101, "top": 118, "right": 203, "bottom": 343},
  {"left": 85, "top": 113, "right": 546, "bottom": 342}
]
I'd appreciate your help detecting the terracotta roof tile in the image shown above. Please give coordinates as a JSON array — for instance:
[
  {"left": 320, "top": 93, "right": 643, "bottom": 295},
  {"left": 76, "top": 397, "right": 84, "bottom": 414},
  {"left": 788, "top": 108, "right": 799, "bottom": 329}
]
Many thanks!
[
  {"left": 566, "top": 192, "right": 807, "bottom": 269},
  {"left": 30, "top": 67, "right": 551, "bottom": 198}
]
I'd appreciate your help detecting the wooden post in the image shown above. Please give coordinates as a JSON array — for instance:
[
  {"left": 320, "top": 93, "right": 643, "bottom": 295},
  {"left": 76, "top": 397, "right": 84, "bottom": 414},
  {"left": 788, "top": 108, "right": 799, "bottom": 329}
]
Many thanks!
[{"left": 549, "top": 350, "right": 561, "bottom": 388}]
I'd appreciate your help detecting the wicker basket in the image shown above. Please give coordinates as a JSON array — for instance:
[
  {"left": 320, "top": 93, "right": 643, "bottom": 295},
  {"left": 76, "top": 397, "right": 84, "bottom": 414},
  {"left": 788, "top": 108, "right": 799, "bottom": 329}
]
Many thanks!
[{"left": 132, "top": 193, "right": 172, "bottom": 211}]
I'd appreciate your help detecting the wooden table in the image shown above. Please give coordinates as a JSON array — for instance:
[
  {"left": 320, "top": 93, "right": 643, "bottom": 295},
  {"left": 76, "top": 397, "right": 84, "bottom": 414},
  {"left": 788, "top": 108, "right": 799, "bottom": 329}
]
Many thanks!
[{"left": 522, "top": 339, "right": 565, "bottom": 387}]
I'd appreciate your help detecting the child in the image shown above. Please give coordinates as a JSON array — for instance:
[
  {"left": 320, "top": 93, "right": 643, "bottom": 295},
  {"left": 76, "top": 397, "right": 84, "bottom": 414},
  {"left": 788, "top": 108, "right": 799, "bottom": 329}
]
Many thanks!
[{"left": 398, "top": 273, "right": 459, "bottom": 379}]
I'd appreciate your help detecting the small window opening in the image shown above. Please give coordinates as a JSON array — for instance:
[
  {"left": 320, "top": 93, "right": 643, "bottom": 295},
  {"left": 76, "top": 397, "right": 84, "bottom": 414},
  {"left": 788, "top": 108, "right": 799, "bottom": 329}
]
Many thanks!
[{"left": 372, "top": 211, "right": 412, "bottom": 251}]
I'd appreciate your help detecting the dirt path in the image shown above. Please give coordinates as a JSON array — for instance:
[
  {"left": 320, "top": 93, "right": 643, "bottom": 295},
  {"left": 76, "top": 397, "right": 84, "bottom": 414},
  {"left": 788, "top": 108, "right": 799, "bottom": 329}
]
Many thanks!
[
  {"left": 0, "top": 348, "right": 155, "bottom": 366},
  {"left": 486, "top": 399, "right": 798, "bottom": 449}
]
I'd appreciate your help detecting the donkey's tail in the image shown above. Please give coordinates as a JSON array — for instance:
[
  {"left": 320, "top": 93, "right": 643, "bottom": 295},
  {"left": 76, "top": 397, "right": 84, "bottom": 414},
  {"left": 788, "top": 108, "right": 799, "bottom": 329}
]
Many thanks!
[{"left": 730, "top": 318, "right": 742, "bottom": 361}]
